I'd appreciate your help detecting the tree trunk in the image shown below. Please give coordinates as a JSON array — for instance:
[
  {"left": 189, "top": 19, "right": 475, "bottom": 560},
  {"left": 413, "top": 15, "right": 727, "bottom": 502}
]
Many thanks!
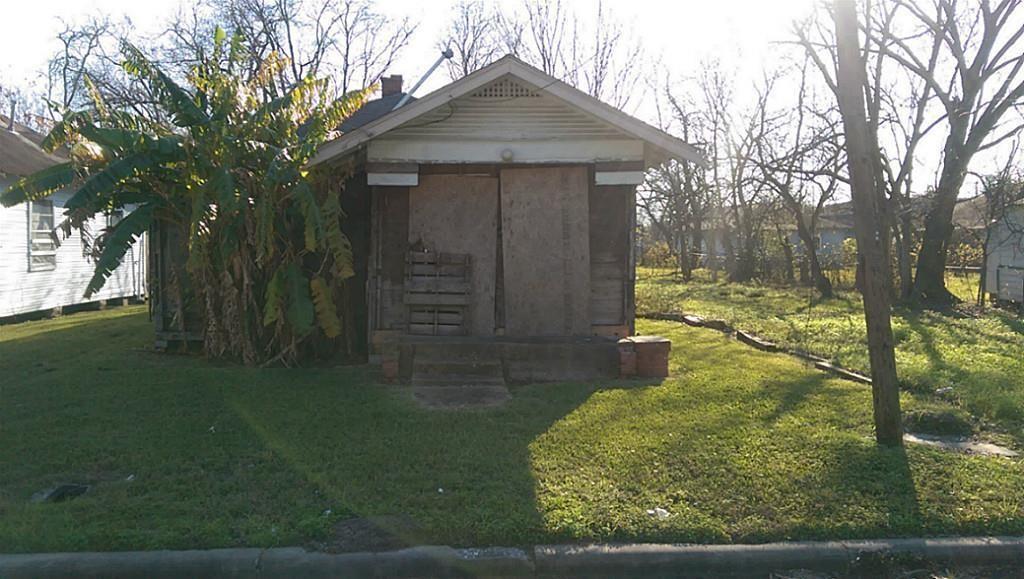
[
  {"left": 794, "top": 220, "right": 833, "bottom": 297},
  {"left": 731, "top": 236, "right": 758, "bottom": 282},
  {"left": 978, "top": 225, "right": 993, "bottom": 307},
  {"left": 778, "top": 228, "right": 796, "bottom": 284},
  {"left": 691, "top": 219, "right": 703, "bottom": 271},
  {"left": 833, "top": 0, "right": 903, "bottom": 447},
  {"left": 895, "top": 215, "right": 914, "bottom": 300},
  {"left": 912, "top": 120, "right": 971, "bottom": 304},
  {"left": 913, "top": 190, "right": 960, "bottom": 303},
  {"left": 722, "top": 228, "right": 737, "bottom": 278},
  {"left": 677, "top": 232, "right": 692, "bottom": 281},
  {"left": 709, "top": 229, "right": 720, "bottom": 281}
]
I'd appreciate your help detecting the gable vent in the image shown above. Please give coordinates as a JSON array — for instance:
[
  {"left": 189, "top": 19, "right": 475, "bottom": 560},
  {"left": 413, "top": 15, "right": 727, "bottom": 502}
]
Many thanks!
[{"left": 471, "top": 77, "right": 540, "bottom": 99}]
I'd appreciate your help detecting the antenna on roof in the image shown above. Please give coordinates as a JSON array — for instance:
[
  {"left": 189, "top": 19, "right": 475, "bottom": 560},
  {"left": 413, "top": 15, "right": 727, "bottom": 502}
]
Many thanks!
[{"left": 392, "top": 47, "right": 454, "bottom": 111}]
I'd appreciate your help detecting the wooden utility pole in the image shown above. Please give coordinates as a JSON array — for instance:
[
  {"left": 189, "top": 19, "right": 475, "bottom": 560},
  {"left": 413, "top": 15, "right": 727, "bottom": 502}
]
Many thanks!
[{"left": 832, "top": 0, "right": 903, "bottom": 446}]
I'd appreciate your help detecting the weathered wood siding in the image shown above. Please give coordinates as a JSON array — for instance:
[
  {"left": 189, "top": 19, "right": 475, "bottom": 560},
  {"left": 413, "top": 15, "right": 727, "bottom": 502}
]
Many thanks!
[
  {"left": 371, "top": 186, "right": 410, "bottom": 331},
  {"left": 986, "top": 206, "right": 1024, "bottom": 303},
  {"left": 149, "top": 220, "right": 201, "bottom": 341},
  {"left": 500, "top": 166, "right": 591, "bottom": 336},
  {"left": 340, "top": 171, "right": 372, "bottom": 354},
  {"left": 408, "top": 174, "right": 499, "bottom": 335},
  {"left": 0, "top": 180, "right": 146, "bottom": 318},
  {"left": 589, "top": 184, "right": 632, "bottom": 332}
]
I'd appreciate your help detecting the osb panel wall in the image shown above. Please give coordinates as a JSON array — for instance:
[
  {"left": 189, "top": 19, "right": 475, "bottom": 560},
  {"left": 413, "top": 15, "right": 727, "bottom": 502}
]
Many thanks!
[
  {"left": 500, "top": 166, "right": 591, "bottom": 336},
  {"left": 589, "top": 185, "right": 631, "bottom": 327},
  {"left": 408, "top": 174, "right": 499, "bottom": 335}
]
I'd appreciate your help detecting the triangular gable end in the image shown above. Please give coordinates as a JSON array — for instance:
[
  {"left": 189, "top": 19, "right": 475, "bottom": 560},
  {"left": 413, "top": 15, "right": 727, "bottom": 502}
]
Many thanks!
[
  {"left": 310, "top": 55, "right": 708, "bottom": 168},
  {"left": 379, "top": 74, "right": 628, "bottom": 144}
]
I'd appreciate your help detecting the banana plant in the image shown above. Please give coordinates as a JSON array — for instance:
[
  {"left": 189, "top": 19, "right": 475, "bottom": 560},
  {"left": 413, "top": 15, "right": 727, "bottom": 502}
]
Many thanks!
[{"left": 1, "top": 31, "right": 372, "bottom": 365}]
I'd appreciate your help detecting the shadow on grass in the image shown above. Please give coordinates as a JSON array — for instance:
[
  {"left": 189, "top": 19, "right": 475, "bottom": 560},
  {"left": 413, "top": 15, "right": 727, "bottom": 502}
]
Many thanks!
[
  {"left": 10, "top": 311, "right": 1015, "bottom": 552},
  {"left": 223, "top": 375, "right": 636, "bottom": 548},
  {"left": 904, "top": 313, "right": 946, "bottom": 374}
]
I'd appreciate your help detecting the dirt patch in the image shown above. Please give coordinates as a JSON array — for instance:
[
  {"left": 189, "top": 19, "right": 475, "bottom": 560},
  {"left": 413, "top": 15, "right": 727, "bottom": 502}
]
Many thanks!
[
  {"left": 903, "top": 409, "right": 974, "bottom": 437},
  {"left": 411, "top": 385, "right": 511, "bottom": 410},
  {"left": 311, "top": 514, "right": 427, "bottom": 553}
]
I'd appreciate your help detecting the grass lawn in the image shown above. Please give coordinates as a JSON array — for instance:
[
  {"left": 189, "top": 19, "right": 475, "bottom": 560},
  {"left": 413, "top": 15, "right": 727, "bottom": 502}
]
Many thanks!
[
  {"left": 2, "top": 307, "right": 1024, "bottom": 553},
  {"left": 637, "top": 268, "right": 1024, "bottom": 445}
]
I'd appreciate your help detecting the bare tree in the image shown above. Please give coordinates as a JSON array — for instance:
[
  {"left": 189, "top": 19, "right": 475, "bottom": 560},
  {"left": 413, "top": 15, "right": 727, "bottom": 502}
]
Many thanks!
[
  {"left": 639, "top": 83, "right": 713, "bottom": 279},
  {"left": 868, "top": 0, "right": 1024, "bottom": 304},
  {"left": 181, "top": 0, "right": 415, "bottom": 94},
  {"left": 834, "top": 0, "right": 903, "bottom": 446},
  {"left": 48, "top": 0, "right": 416, "bottom": 119},
  {"left": 752, "top": 63, "right": 845, "bottom": 297},
  {"left": 715, "top": 83, "right": 775, "bottom": 282},
  {"left": 45, "top": 17, "right": 134, "bottom": 114},
  {"left": 438, "top": 0, "right": 644, "bottom": 109},
  {"left": 0, "top": 76, "right": 49, "bottom": 132},
  {"left": 440, "top": 1, "right": 504, "bottom": 79}
]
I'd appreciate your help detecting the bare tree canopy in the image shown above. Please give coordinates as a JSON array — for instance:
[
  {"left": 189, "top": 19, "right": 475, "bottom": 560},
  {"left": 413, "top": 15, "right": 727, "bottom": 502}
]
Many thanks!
[
  {"left": 437, "top": 0, "right": 644, "bottom": 109},
  {"left": 751, "top": 60, "right": 846, "bottom": 297},
  {"left": 44, "top": 0, "right": 416, "bottom": 120},
  {"left": 870, "top": 0, "right": 1024, "bottom": 304}
]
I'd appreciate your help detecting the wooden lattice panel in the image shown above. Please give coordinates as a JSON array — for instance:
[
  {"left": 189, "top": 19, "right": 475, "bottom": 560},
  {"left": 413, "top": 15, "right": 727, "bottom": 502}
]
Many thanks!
[{"left": 405, "top": 251, "right": 472, "bottom": 335}]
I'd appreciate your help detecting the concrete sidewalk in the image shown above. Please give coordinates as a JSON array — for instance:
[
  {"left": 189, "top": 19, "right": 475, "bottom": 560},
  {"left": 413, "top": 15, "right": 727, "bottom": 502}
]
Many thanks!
[{"left": 2, "top": 537, "right": 1023, "bottom": 578}]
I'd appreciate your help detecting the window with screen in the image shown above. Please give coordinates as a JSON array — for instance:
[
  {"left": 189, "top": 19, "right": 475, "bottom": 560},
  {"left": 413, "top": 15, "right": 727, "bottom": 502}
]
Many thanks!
[{"left": 28, "top": 200, "right": 57, "bottom": 272}]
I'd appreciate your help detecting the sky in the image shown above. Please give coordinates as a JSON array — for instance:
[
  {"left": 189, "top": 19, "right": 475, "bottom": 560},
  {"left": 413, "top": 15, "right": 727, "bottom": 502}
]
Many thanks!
[
  {"left": 0, "top": 0, "right": 1016, "bottom": 194},
  {"left": 1, "top": 0, "right": 818, "bottom": 114}
]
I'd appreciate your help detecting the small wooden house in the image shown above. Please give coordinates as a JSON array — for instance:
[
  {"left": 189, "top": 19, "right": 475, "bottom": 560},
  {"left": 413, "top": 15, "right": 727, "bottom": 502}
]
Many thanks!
[
  {"left": 0, "top": 116, "right": 147, "bottom": 320},
  {"left": 152, "top": 55, "right": 704, "bottom": 379},
  {"left": 307, "top": 55, "right": 704, "bottom": 380}
]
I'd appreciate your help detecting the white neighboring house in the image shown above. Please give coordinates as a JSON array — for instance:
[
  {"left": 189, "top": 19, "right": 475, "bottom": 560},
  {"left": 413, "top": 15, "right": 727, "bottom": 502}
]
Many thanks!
[
  {"left": 985, "top": 205, "right": 1024, "bottom": 304},
  {"left": 0, "top": 116, "right": 146, "bottom": 319}
]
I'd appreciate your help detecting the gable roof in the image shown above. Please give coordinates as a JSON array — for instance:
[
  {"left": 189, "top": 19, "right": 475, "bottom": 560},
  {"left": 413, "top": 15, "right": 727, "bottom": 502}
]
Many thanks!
[
  {"left": 311, "top": 55, "right": 708, "bottom": 168},
  {"left": 0, "top": 116, "right": 66, "bottom": 178}
]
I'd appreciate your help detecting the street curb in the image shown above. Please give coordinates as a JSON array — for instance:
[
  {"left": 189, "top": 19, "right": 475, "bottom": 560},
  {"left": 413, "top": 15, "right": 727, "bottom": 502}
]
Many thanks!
[
  {"left": 2, "top": 537, "right": 1023, "bottom": 578},
  {"left": 0, "top": 546, "right": 533, "bottom": 579},
  {"left": 534, "top": 537, "right": 1024, "bottom": 577}
]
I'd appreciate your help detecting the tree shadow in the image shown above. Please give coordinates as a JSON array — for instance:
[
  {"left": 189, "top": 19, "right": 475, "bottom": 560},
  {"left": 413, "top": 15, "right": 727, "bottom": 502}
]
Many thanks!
[
  {"left": 903, "top": 313, "right": 947, "bottom": 376},
  {"left": 5, "top": 311, "right": 1021, "bottom": 554},
  {"left": 224, "top": 374, "right": 605, "bottom": 549}
]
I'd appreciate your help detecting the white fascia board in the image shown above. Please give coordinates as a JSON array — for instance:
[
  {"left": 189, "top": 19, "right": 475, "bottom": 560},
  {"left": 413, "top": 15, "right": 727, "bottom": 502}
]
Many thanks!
[
  {"left": 367, "top": 172, "right": 419, "bottom": 186},
  {"left": 595, "top": 171, "right": 645, "bottom": 186}
]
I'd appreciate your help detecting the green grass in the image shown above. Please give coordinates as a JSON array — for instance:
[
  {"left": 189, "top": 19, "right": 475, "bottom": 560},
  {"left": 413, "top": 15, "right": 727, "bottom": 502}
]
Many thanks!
[
  {"left": 637, "top": 268, "right": 1024, "bottom": 443},
  {"left": 2, "top": 307, "right": 1024, "bottom": 553}
]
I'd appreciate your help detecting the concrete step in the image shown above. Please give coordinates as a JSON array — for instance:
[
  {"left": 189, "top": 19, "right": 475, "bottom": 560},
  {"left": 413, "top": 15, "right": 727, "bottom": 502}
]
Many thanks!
[
  {"left": 411, "top": 353, "right": 506, "bottom": 388},
  {"left": 411, "top": 374, "right": 507, "bottom": 388},
  {"left": 410, "top": 342, "right": 502, "bottom": 362},
  {"left": 413, "top": 360, "right": 503, "bottom": 377}
]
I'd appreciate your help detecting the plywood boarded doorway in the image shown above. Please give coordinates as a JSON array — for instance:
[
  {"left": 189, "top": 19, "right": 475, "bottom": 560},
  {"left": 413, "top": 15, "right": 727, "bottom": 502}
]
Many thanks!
[
  {"left": 408, "top": 174, "right": 499, "bottom": 336},
  {"left": 499, "top": 166, "right": 591, "bottom": 336}
]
